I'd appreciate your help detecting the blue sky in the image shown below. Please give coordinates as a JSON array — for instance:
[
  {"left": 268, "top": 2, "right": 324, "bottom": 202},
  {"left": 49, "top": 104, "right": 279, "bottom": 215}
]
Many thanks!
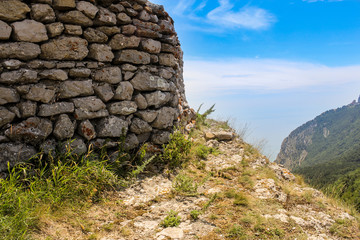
[{"left": 151, "top": 0, "right": 360, "bottom": 159}]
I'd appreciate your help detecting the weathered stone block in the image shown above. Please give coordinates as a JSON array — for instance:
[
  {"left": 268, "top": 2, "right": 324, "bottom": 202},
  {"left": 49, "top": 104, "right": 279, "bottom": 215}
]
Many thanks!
[
  {"left": 53, "top": 114, "right": 75, "bottom": 140},
  {"left": 109, "top": 34, "right": 141, "bottom": 50},
  {"left": 11, "top": 20, "right": 48, "bottom": 43},
  {"left": 96, "top": 116, "right": 128, "bottom": 137},
  {"left": 0, "top": 20, "right": 12, "bottom": 40},
  {"left": 117, "top": 12, "right": 132, "bottom": 24},
  {"left": 88, "top": 44, "right": 114, "bottom": 62},
  {"left": 31, "top": 4, "right": 56, "bottom": 23},
  {"left": 130, "top": 118, "right": 152, "bottom": 134},
  {"left": 123, "top": 71, "right": 135, "bottom": 81},
  {"left": 130, "top": 72, "right": 171, "bottom": 91},
  {"left": 151, "top": 130, "right": 170, "bottom": 145},
  {"left": 0, "top": 0, "right": 30, "bottom": 22},
  {"left": 114, "top": 50, "right": 151, "bottom": 65},
  {"left": 122, "top": 24, "right": 137, "bottom": 35},
  {"left": 0, "top": 69, "right": 38, "bottom": 84},
  {"left": 159, "top": 53, "right": 177, "bottom": 67},
  {"left": 74, "top": 108, "right": 109, "bottom": 120},
  {"left": 94, "top": 7, "right": 117, "bottom": 26},
  {"left": 108, "top": 101, "right": 137, "bottom": 115},
  {"left": 0, "top": 107, "right": 16, "bottom": 128},
  {"left": 58, "top": 11, "right": 93, "bottom": 27},
  {"left": 72, "top": 96, "right": 106, "bottom": 112},
  {"left": 25, "top": 84, "right": 56, "bottom": 103},
  {"left": 76, "top": 1, "right": 99, "bottom": 19},
  {"left": 123, "top": 133, "right": 139, "bottom": 150},
  {"left": 144, "top": 91, "right": 172, "bottom": 108},
  {"left": 46, "top": 22, "right": 64, "bottom": 38},
  {"left": 69, "top": 68, "right": 91, "bottom": 78},
  {"left": 0, "top": 43, "right": 41, "bottom": 60},
  {"left": 78, "top": 120, "right": 96, "bottom": 140},
  {"left": 94, "top": 67, "right": 122, "bottom": 84},
  {"left": 0, "top": 143, "right": 36, "bottom": 172},
  {"left": 94, "top": 83, "right": 114, "bottom": 102},
  {"left": 38, "top": 102, "right": 74, "bottom": 117},
  {"left": 152, "top": 107, "right": 177, "bottom": 129},
  {"left": 64, "top": 24, "right": 83, "bottom": 35},
  {"left": 134, "top": 94, "right": 148, "bottom": 110},
  {"left": 96, "top": 26, "right": 121, "bottom": 36},
  {"left": 114, "top": 82, "right": 134, "bottom": 100},
  {"left": 141, "top": 39, "right": 161, "bottom": 53},
  {"left": 83, "top": 28, "right": 108, "bottom": 43},
  {"left": 2, "top": 60, "right": 22, "bottom": 70},
  {"left": 41, "top": 36, "right": 89, "bottom": 60},
  {"left": 18, "top": 101, "right": 37, "bottom": 118},
  {"left": 39, "top": 69, "right": 68, "bottom": 81},
  {"left": 59, "top": 80, "right": 94, "bottom": 98},
  {"left": 59, "top": 139, "right": 87, "bottom": 155},
  {"left": 53, "top": 0, "right": 76, "bottom": 10},
  {"left": 135, "top": 110, "right": 158, "bottom": 123}
]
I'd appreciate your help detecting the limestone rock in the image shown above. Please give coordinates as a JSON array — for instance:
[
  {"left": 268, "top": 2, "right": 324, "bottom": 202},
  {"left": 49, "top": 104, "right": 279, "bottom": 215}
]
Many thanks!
[
  {"left": 151, "top": 130, "right": 170, "bottom": 144},
  {"left": 69, "top": 68, "right": 91, "bottom": 78},
  {"left": 156, "top": 228, "right": 184, "bottom": 239},
  {"left": 41, "top": 36, "right": 89, "bottom": 60},
  {"left": 130, "top": 72, "right": 170, "bottom": 91},
  {"left": 78, "top": 120, "right": 96, "bottom": 140},
  {"left": 117, "top": 13, "right": 132, "bottom": 24},
  {"left": 159, "top": 53, "right": 177, "bottom": 67},
  {"left": 46, "top": 22, "right": 64, "bottom": 38},
  {"left": 72, "top": 96, "right": 106, "bottom": 112},
  {"left": 130, "top": 118, "right": 152, "bottom": 134},
  {"left": 0, "top": 143, "right": 36, "bottom": 172},
  {"left": 25, "top": 85, "right": 55, "bottom": 103},
  {"left": 0, "top": 20, "right": 12, "bottom": 40},
  {"left": 39, "top": 69, "right": 68, "bottom": 81},
  {"left": 94, "top": 7, "right": 117, "bottom": 26},
  {"left": 59, "top": 139, "right": 87, "bottom": 156},
  {"left": 96, "top": 26, "right": 121, "bottom": 36},
  {"left": 18, "top": 101, "right": 37, "bottom": 118},
  {"left": 114, "top": 50, "right": 151, "bottom": 65},
  {"left": 159, "top": 20, "right": 175, "bottom": 34},
  {"left": 96, "top": 116, "right": 129, "bottom": 137},
  {"left": 144, "top": 91, "right": 172, "bottom": 108},
  {"left": 122, "top": 64, "right": 137, "bottom": 72},
  {"left": 53, "top": 0, "right": 76, "bottom": 10},
  {"left": 59, "top": 80, "right": 94, "bottom": 98},
  {"left": 0, "top": 0, "right": 30, "bottom": 22},
  {"left": 64, "top": 25, "right": 83, "bottom": 35},
  {"left": 76, "top": 1, "right": 99, "bottom": 19},
  {"left": 0, "top": 69, "right": 38, "bottom": 84},
  {"left": 0, "top": 107, "right": 16, "bottom": 128},
  {"left": 141, "top": 39, "right": 161, "bottom": 53},
  {"left": 134, "top": 94, "right": 148, "bottom": 110},
  {"left": 94, "top": 67, "right": 122, "bottom": 84},
  {"left": 214, "top": 131, "right": 235, "bottom": 141},
  {"left": 114, "top": 82, "right": 134, "bottom": 100},
  {"left": 6, "top": 117, "right": 53, "bottom": 145},
  {"left": 31, "top": 4, "right": 56, "bottom": 23},
  {"left": 94, "top": 83, "right": 114, "bottom": 102},
  {"left": 38, "top": 102, "right": 74, "bottom": 117},
  {"left": 58, "top": 11, "right": 93, "bottom": 27},
  {"left": 74, "top": 108, "right": 109, "bottom": 120},
  {"left": 152, "top": 107, "right": 177, "bottom": 129},
  {"left": 122, "top": 24, "right": 137, "bottom": 35},
  {"left": 123, "top": 133, "right": 139, "bottom": 150},
  {"left": 108, "top": 101, "right": 137, "bottom": 115},
  {"left": 109, "top": 34, "right": 141, "bottom": 50},
  {"left": 88, "top": 44, "right": 114, "bottom": 62},
  {"left": 135, "top": 110, "right": 158, "bottom": 123},
  {"left": 123, "top": 71, "right": 135, "bottom": 81},
  {"left": 83, "top": 28, "right": 108, "bottom": 43},
  {"left": 53, "top": 114, "right": 75, "bottom": 140},
  {"left": 109, "top": 3, "right": 125, "bottom": 13},
  {"left": 11, "top": 20, "right": 48, "bottom": 43},
  {"left": 139, "top": 10, "right": 151, "bottom": 21},
  {"left": 0, "top": 42, "right": 41, "bottom": 60}
]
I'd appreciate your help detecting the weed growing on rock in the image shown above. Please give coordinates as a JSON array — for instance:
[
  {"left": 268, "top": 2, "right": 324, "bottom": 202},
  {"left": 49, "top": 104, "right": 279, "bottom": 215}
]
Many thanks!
[
  {"left": 162, "top": 130, "right": 192, "bottom": 168},
  {"left": 160, "top": 210, "right": 181, "bottom": 228},
  {"left": 195, "top": 104, "right": 215, "bottom": 128},
  {"left": 190, "top": 210, "right": 201, "bottom": 220},
  {"left": 173, "top": 174, "right": 198, "bottom": 196}
]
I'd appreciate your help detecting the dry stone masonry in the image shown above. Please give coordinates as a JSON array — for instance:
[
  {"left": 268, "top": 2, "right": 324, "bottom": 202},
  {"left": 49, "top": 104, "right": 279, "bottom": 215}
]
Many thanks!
[{"left": 0, "top": 0, "right": 193, "bottom": 172}]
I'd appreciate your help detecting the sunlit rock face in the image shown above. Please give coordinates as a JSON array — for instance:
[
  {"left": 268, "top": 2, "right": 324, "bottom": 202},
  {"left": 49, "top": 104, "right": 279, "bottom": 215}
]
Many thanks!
[{"left": 0, "top": 0, "right": 194, "bottom": 171}]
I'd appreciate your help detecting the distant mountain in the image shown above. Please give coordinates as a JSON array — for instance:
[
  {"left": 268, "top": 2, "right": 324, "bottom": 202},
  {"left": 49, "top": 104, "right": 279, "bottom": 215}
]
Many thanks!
[{"left": 275, "top": 98, "right": 360, "bottom": 209}]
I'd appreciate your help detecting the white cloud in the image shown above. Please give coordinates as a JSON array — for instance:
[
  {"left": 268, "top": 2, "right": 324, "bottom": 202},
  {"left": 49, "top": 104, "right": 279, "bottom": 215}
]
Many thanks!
[
  {"left": 207, "top": 0, "right": 276, "bottom": 30},
  {"left": 184, "top": 58, "right": 360, "bottom": 95}
]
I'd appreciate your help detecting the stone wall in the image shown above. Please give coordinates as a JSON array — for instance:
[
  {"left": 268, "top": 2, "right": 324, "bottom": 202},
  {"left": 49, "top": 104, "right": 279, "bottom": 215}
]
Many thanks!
[{"left": 0, "top": 0, "right": 193, "bottom": 172}]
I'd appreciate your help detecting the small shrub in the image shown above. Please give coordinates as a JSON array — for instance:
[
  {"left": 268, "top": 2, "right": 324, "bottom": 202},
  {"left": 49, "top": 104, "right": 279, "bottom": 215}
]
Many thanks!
[
  {"left": 234, "top": 192, "right": 249, "bottom": 207},
  {"left": 190, "top": 210, "right": 201, "bottom": 220},
  {"left": 173, "top": 174, "right": 198, "bottom": 196},
  {"left": 160, "top": 210, "right": 181, "bottom": 228},
  {"left": 195, "top": 144, "right": 220, "bottom": 159},
  {"left": 162, "top": 130, "right": 192, "bottom": 168},
  {"left": 195, "top": 104, "right": 215, "bottom": 128},
  {"left": 227, "top": 224, "right": 247, "bottom": 238}
]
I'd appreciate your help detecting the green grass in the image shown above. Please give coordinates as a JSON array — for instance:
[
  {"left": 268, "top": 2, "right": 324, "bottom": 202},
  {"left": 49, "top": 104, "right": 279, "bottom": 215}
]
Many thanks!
[
  {"left": 160, "top": 210, "right": 181, "bottom": 228},
  {"left": 173, "top": 174, "right": 198, "bottom": 196}
]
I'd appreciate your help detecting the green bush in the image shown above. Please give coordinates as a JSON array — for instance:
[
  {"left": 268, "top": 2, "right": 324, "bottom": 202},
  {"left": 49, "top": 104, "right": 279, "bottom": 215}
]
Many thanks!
[
  {"left": 160, "top": 210, "right": 181, "bottom": 228},
  {"left": 190, "top": 210, "right": 201, "bottom": 220},
  {"left": 162, "top": 130, "right": 192, "bottom": 168},
  {"left": 173, "top": 174, "right": 198, "bottom": 196}
]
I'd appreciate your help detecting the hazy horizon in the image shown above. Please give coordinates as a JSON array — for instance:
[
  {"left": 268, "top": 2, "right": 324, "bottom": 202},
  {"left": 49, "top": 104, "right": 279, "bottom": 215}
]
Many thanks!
[{"left": 151, "top": 0, "right": 360, "bottom": 160}]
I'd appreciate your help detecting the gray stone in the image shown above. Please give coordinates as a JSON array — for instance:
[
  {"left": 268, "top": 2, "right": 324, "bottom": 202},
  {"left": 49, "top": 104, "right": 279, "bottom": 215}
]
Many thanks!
[
  {"left": 40, "top": 139, "right": 57, "bottom": 155},
  {"left": 134, "top": 94, "right": 147, "bottom": 110},
  {"left": 159, "top": 53, "right": 177, "bottom": 67},
  {"left": 135, "top": 110, "right": 158, "bottom": 123},
  {"left": 159, "top": 68, "right": 174, "bottom": 79},
  {"left": 114, "top": 82, "right": 133, "bottom": 100},
  {"left": 144, "top": 91, "right": 172, "bottom": 108},
  {"left": 0, "top": 143, "right": 36, "bottom": 172},
  {"left": 137, "top": 132, "right": 150, "bottom": 143},
  {"left": 150, "top": 14, "right": 158, "bottom": 23},
  {"left": 69, "top": 68, "right": 91, "bottom": 78},
  {"left": 18, "top": 101, "right": 37, "bottom": 118},
  {"left": 15, "top": 85, "right": 30, "bottom": 95},
  {"left": 25, "top": 84, "right": 56, "bottom": 103},
  {"left": 53, "top": 114, "right": 75, "bottom": 140},
  {"left": 9, "top": 106, "right": 20, "bottom": 118},
  {"left": 114, "top": 50, "right": 151, "bottom": 65},
  {"left": 109, "top": 34, "right": 141, "bottom": 50},
  {"left": 39, "top": 69, "right": 68, "bottom": 81},
  {"left": 41, "top": 36, "right": 89, "bottom": 60},
  {"left": 0, "top": 107, "right": 16, "bottom": 128},
  {"left": 57, "top": 62, "right": 76, "bottom": 68},
  {"left": 159, "top": 20, "right": 175, "bottom": 34},
  {"left": 31, "top": 4, "right": 56, "bottom": 23},
  {"left": 6, "top": 117, "right": 53, "bottom": 145},
  {"left": 59, "top": 80, "right": 94, "bottom": 98},
  {"left": 88, "top": 44, "right": 114, "bottom": 62},
  {"left": 94, "top": 7, "right": 117, "bottom": 26},
  {"left": 130, "top": 118, "right": 152, "bottom": 134},
  {"left": 141, "top": 39, "right": 161, "bottom": 53},
  {"left": 53, "top": 0, "right": 76, "bottom": 10},
  {"left": 38, "top": 102, "right": 74, "bottom": 117},
  {"left": 94, "top": 67, "right": 122, "bottom": 84},
  {"left": 78, "top": 120, "right": 96, "bottom": 140},
  {"left": 130, "top": 72, "right": 171, "bottom": 91},
  {"left": 83, "top": 28, "right": 108, "bottom": 43},
  {"left": 0, "top": 42, "right": 41, "bottom": 60},
  {"left": 96, "top": 26, "right": 121, "bottom": 36},
  {"left": 109, "top": 4, "right": 125, "bottom": 13},
  {"left": 123, "top": 71, "right": 135, "bottom": 81},
  {"left": 151, "top": 130, "right": 170, "bottom": 145},
  {"left": 117, "top": 12, "right": 132, "bottom": 24},
  {"left": 152, "top": 107, "right": 177, "bottom": 129},
  {"left": 59, "top": 139, "right": 87, "bottom": 156},
  {"left": 123, "top": 133, "right": 139, "bottom": 150},
  {"left": 139, "top": 10, "right": 150, "bottom": 21},
  {"left": 126, "top": 8, "right": 138, "bottom": 17},
  {"left": 136, "top": 28, "right": 162, "bottom": 38},
  {"left": 94, "top": 83, "right": 114, "bottom": 102},
  {"left": 0, "top": 0, "right": 30, "bottom": 22},
  {"left": 0, "top": 20, "right": 12, "bottom": 40},
  {"left": 108, "top": 101, "right": 137, "bottom": 115},
  {"left": 2, "top": 60, "right": 22, "bottom": 70},
  {"left": 72, "top": 96, "right": 106, "bottom": 112},
  {"left": 28, "top": 60, "right": 56, "bottom": 69},
  {"left": 0, "top": 69, "right": 38, "bottom": 84},
  {"left": 58, "top": 11, "right": 93, "bottom": 27},
  {"left": 150, "top": 54, "right": 158, "bottom": 64},
  {"left": 74, "top": 108, "right": 109, "bottom": 120},
  {"left": 76, "top": 1, "right": 99, "bottom": 19},
  {"left": 122, "top": 24, "right": 137, "bottom": 35},
  {"left": 121, "top": 64, "right": 137, "bottom": 72},
  {"left": 97, "top": 116, "right": 128, "bottom": 137},
  {"left": 11, "top": 20, "right": 48, "bottom": 43},
  {"left": 46, "top": 22, "right": 64, "bottom": 37},
  {"left": 64, "top": 24, "right": 83, "bottom": 35}
]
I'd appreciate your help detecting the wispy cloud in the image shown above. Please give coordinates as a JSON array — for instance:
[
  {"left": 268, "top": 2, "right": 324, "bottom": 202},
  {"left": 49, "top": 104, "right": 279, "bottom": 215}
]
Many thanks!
[{"left": 184, "top": 58, "right": 360, "bottom": 95}]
